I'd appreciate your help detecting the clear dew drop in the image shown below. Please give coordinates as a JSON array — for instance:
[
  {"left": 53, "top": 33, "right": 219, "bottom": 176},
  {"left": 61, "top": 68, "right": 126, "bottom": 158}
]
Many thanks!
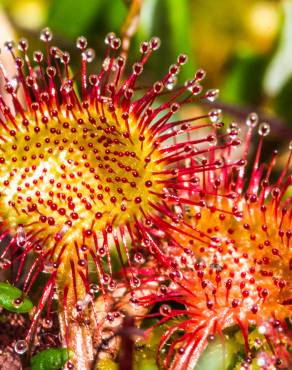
[
  {"left": 16, "top": 225, "right": 26, "bottom": 247},
  {"left": 43, "top": 260, "right": 54, "bottom": 274},
  {"left": 132, "top": 62, "right": 143, "bottom": 75},
  {"left": 78, "top": 294, "right": 91, "bottom": 310},
  {"left": 60, "top": 80, "right": 73, "bottom": 94},
  {"left": 42, "top": 317, "right": 53, "bottom": 329},
  {"left": 59, "top": 224, "right": 70, "bottom": 238},
  {"left": 14, "top": 340, "right": 28, "bottom": 355},
  {"left": 207, "top": 135, "right": 217, "bottom": 146},
  {"left": 4, "top": 40, "right": 15, "bottom": 51},
  {"left": 102, "top": 57, "right": 111, "bottom": 71},
  {"left": 227, "top": 191, "right": 239, "bottom": 200},
  {"left": 85, "top": 48, "right": 95, "bottom": 62},
  {"left": 40, "top": 27, "right": 53, "bottom": 42},
  {"left": 46, "top": 66, "right": 56, "bottom": 78},
  {"left": 18, "top": 38, "right": 28, "bottom": 52},
  {"left": 166, "top": 76, "right": 177, "bottom": 90},
  {"left": 169, "top": 64, "right": 180, "bottom": 76},
  {"left": 150, "top": 36, "right": 161, "bottom": 50},
  {"left": 72, "top": 294, "right": 92, "bottom": 318},
  {"left": 104, "top": 32, "right": 116, "bottom": 45},
  {"left": 246, "top": 112, "right": 258, "bottom": 128},
  {"left": 89, "top": 74, "right": 98, "bottom": 86},
  {"left": 61, "top": 51, "right": 70, "bottom": 64},
  {"left": 184, "top": 79, "right": 195, "bottom": 91},
  {"left": 256, "top": 352, "right": 267, "bottom": 367},
  {"left": 258, "top": 324, "right": 268, "bottom": 334},
  {"left": 195, "top": 68, "right": 206, "bottom": 81},
  {"left": 130, "top": 276, "right": 141, "bottom": 288},
  {"left": 129, "top": 294, "right": 141, "bottom": 309},
  {"left": 258, "top": 122, "right": 270, "bottom": 136},
  {"left": 191, "top": 84, "right": 203, "bottom": 96},
  {"left": 208, "top": 109, "right": 222, "bottom": 123},
  {"left": 13, "top": 297, "right": 23, "bottom": 308},
  {"left": 140, "top": 41, "right": 149, "bottom": 54},
  {"left": 177, "top": 53, "right": 188, "bottom": 65},
  {"left": 210, "top": 236, "right": 222, "bottom": 247},
  {"left": 11, "top": 77, "right": 19, "bottom": 92},
  {"left": 0, "top": 258, "right": 11, "bottom": 269},
  {"left": 5, "top": 82, "right": 15, "bottom": 94},
  {"left": 107, "top": 279, "right": 117, "bottom": 291},
  {"left": 89, "top": 283, "right": 100, "bottom": 295},
  {"left": 52, "top": 287, "right": 58, "bottom": 300},
  {"left": 205, "top": 88, "right": 219, "bottom": 102},
  {"left": 33, "top": 51, "right": 44, "bottom": 63},
  {"left": 159, "top": 304, "right": 172, "bottom": 316},
  {"left": 111, "top": 37, "right": 121, "bottom": 50},
  {"left": 159, "top": 284, "right": 168, "bottom": 295},
  {"left": 289, "top": 140, "right": 292, "bottom": 150},
  {"left": 210, "top": 263, "right": 223, "bottom": 272},
  {"left": 229, "top": 121, "right": 239, "bottom": 130},
  {"left": 254, "top": 337, "right": 262, "bottom": 349},
  {"left": 101, "top": 273, "right": 110, "bottom": 284},
  {"left": 271, "top": 186, "right": 281, "bottom": 198},
  {"left": 134, "top": 252, "right": 145, "bottom": 264},
  {"left": 153, "top": 81, "right": 163, "bottom": 94},
  {"left": 66, "top": 360, "right": 75, "bottom": 369},
  {"left": 76, "top": 36, "right": 88, "bottom": 50}
]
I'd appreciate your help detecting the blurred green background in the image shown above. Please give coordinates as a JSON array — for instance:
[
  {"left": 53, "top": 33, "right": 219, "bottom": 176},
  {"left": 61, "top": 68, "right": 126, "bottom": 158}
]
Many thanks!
[{"left": 0, "top": 0, "right": 292, "bottom": 143}]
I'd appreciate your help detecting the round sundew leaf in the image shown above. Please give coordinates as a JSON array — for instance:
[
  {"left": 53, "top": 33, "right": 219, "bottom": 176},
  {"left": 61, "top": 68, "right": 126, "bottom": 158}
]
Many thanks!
[
  {"left": 30, "top": 348, "right": 72, "bottom": 370},
  {"left": 0, "top": 282, "right": 33, "bottom": 313}
]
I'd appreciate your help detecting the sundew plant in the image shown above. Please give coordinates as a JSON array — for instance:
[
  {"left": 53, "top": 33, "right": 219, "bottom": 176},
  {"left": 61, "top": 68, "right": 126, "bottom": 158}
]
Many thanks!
[{"left": 0, "top": 5, "right": 291, "bottom": 370}]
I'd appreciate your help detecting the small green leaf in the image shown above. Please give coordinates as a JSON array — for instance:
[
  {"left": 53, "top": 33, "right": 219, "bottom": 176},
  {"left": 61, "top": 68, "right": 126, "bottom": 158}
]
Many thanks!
[
  {"left": 0, "top": 282, "right": 33, "bottom": 313},
  {"left": 30, "top": 348, "right": 71, "bottom": 370}
]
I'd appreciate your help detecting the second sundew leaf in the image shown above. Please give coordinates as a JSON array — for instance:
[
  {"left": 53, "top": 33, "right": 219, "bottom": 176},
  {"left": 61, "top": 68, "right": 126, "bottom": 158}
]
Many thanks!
[
  {"left": 0, "top": 282, "right": 33, "bottom": 313},
  {"left": 30, "top": 348, "right": 72, "bottom": 370}
]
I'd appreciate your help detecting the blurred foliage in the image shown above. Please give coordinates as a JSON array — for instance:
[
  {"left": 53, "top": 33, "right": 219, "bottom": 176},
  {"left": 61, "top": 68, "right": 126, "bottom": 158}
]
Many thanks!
[
  {"left": 275, "top": 76, "right": 292, "bottom": 122},
  {"left": 221, "top": 50, "right": 272, "bottom": 105},
  {"left": 0, "top": 0, "right": 291, "bottom": 135},
  {"left": 48, "top": 0, "right": 105, "bottom": 38}
]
